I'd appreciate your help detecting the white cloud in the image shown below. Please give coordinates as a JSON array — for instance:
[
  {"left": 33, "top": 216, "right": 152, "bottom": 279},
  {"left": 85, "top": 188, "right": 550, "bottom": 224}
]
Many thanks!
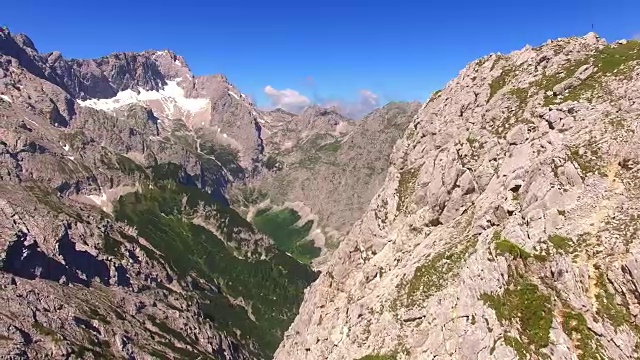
[
  {"left": 634, "top": 33, "right": 640, "bottom": 40},
  {"left": 358, "top": 89, "right": 380, "bottom": 108},
  {"left": 262, "top": 85, "right": 382, "bottom": 119},
  {"left": 263, "top": 85, "right": 311, "bottom": 113},
  {"left": 321, "top": 89, "right": 381, "bottom": 119}
]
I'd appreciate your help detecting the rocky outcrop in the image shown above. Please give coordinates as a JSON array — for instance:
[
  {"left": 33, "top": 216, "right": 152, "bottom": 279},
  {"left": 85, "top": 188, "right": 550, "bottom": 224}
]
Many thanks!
[
  {"left": 255, "top": 102, "right": 420, "bottom": 242},
  {"left": 0, "top": 31, "right": 266, "bottom": 171},
  {"left": 0, "top": 178, "right": 256, "bottom": 359},
  {"left": 276, "top": 33, "right": 640, "bottom": 359}
]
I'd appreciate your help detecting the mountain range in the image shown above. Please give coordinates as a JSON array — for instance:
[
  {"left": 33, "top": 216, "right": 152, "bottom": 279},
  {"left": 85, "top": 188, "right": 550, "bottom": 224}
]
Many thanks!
[
  {"left": 0, "top": 28, "right": 414, "bottom": 359},
  {"left": 3, "top": 27, "right": 640, "bottom": 360}
]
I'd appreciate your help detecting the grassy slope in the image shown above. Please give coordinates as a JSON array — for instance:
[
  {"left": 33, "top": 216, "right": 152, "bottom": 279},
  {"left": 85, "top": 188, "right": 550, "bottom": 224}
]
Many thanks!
[
  {"left": 113, "top": 166, "right": 317, "bottom": 357},
  {"left": 252, "top": 207, "right": 321, "bottom": 264}
]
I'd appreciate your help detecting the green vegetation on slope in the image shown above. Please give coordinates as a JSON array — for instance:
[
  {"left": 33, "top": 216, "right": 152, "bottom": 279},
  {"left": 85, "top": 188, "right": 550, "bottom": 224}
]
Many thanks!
[
  {"left": 59, "top": 130, "right": 89, "bottom": 151},
  {"left": 24, "top": 183, "right": 84, "bottom": 221},
  {"left": 540, "top": 40, "right": 640, "bottom": 105},
  {"left": 536, "top": 57, "right": 591, "bottom": 105},
  {"left": 567, "top": 144, "right": 605, "bottom": 177},
  {"left": 426, "top": 89, "right": 442, "bottom": 105},
  {"left": 356, "top": 354, "right": 397, "bottom": 360},
  {"left": 396, "top": 237, "right": 477, "bottom": 308},
  {"left": 317, "top": 139, "right": 342, "bottom": 153},
  {"left": 492, "top": 231, "right": 547, "bottom": 262},
  {"left": 561, "top": 310, "right": 606, "bottom": 360},
  {"left": 594, "top": 271, "right": 635, "bottom": 329},
  {"left": 115, "top": 154, "right": 146, "bottom": 176},
  {"left": 102, "top": 233, "right": 125, "bottom": 259},
  {"left": 547, "top": 234, "right": 575, "bottom": 253},
  {"left": 396, "top": 167, "right": 419, "bottom": 213},
  {"left": 488, "top": 39, "right": 640, "bottom": 109},
  {"left": 594, "top": 40, "right": 640, "bottom": 75},
  {"left": 145, "top": 313, "right": 214, "bottom": 359},
  {"left": 32, "top": 321, "right": 62, "bottom": 342},
  {"left": 199, "top": 143, "right": 245, "bottom": 179},
  {"left": 483, "top": 232, "right": 556, "bottom": 358},
  {"left": 252, "top": 207, "right": 320, "bottom": 264},
  {"left": 480, "top": 278, "right": 553, "bottom": 357},
  {"left": 488, "top": 66, "right": 516, "bottom": 101},
  {"left": 293, "top": 134, "right": 343, "bottom": 168},
  {"left": 114, "top": 179, "right": 317, "bottom": 357},
  {"left": 97, "top": 146, "right": 150, "bottom": 180}
]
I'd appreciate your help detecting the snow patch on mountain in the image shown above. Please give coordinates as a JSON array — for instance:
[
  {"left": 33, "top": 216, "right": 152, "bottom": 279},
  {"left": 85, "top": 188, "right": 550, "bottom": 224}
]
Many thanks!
[{"left": 77, "top": 78, "right": 210, "bottom": 113}]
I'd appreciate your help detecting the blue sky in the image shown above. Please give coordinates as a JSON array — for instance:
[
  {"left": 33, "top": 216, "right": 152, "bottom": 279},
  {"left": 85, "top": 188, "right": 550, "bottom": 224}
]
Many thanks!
[{"left": 3, "top": 0, "right": 639, "bottom": 116}]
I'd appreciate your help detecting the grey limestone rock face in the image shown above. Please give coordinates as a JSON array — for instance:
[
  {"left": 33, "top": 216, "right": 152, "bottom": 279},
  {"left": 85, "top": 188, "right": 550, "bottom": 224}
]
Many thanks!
[
  {"left": 276, "top": 33, "right": 640, "bottom": 360},
  {"left": 44, "top": 49, "right": 191, "bottom": 100},
  {"left": 253, "top": 101, "right": 420, "bottom": 242}
]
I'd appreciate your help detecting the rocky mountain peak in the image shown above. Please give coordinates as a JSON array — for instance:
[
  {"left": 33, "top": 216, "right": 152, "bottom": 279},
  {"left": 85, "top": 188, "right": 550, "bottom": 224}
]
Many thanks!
[
  {"left": 187, "top": 73, "right": 237, "bottom": 99},
  {"left": 358, "top": 100, "right": 421, "bottom": 132},
  {"left": 12, "top": 33, "right": 37, "bottom": 52},
  {"left": 0, "top": 30, "right": 48, "bottom": 79},
  {"left": 275, "top": 33, "right": 640, "bottom": 359},
  {"left": 270, "top": 107, "right": 296, "bottom": 116},
  {"left": 300, "top": 104, "right": 343, "bottom": 118},
  {"left": 296, "top": 105, "right": 351, "bottom": 132},
  {"left": 0, "top": 33, "right": 198, "bottom": 101}
]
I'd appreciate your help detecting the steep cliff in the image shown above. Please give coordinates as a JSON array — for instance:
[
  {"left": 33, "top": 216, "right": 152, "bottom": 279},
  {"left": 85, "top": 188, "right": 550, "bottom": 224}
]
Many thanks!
[{"left": 276, "top": 33, "right": 640, "bottom": 359}]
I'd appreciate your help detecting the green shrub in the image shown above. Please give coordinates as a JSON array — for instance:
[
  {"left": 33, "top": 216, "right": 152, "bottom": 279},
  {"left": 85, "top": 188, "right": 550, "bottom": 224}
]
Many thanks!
[{"left": 480, "top": 279, "right": 553, "bottom": 352}]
